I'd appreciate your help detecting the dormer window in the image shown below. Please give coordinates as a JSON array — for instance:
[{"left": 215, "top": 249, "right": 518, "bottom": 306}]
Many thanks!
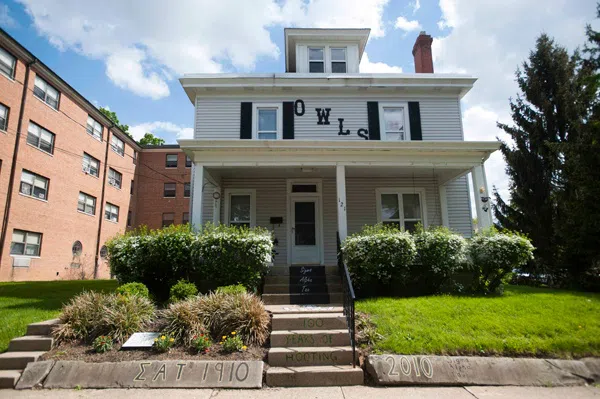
[
  {"left": 331, "top": 48, "right": 347, "bottom": 73},
  {"left": 308, "top": 47, "right": 325, "bottom": 73}
]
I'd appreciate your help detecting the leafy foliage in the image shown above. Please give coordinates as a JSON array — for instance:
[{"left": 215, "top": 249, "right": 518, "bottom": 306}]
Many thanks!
[
  {"left": 139, "top": 132, "right": 165, "bottom": 146},
  {"left": 192, "top": 333, "right": 212, "bottom": 353},
  {"left": 153, "top": 334, "right": 175, "bottom": 352},
  {"left": 215, "top": 284, "right": 247, "bottom": 295},
  {"left": 92, "top": 335, "right": 113, "bottom": 353},
  {"left": 98, "top": 107, "right": 133, "bottom": 140},
  {"left": 115, "top": 282, "right": 150, "bottom": 299},
  {"left": 220, "top": 332, "right": 245, "bottom": 353},
  {"left": 169, "top": 280, "right": 198, "bottom": 303}
]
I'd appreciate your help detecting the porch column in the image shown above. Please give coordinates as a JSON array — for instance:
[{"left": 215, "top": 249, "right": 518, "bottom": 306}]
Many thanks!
[
  {"left": 336, "top": 165, "right": 348, "bottom": 241},
  {"left": 471, "top": 164, "right": 493, "bottom": 230},
  {"left": 439, "top": 184, "right": 449, "bottom": 227},
  {"left": 190, "top": 163, "right": 204, "bottom": 231}
]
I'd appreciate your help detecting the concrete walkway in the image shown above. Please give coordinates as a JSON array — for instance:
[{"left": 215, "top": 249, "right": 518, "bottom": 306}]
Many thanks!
[{"left": 2, "top": 386, "right": 599, "bottom": 398}]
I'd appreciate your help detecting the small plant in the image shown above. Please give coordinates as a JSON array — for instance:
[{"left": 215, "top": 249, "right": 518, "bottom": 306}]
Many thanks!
[
  {"left": 215, "top": 284, "right": 247, "bottom": 295},
  {"left": 153, "top": 334, "right": 175, "bottom": 352},
  {"left": 116, "top": 282, "right": 150, "bottom": 299},
  {"left": 92, "top": 335, "right": 113, "bottom": 353},
  {"left": 169, "top": 280, "right": 198, "bottom": 303},
  {"left": 219, "top": 331, "right": 246, "bottom": 353},
  {"left": 192, "top": 333, "right": 212, "bottom": 353},
  {"left": 355, "top": 312, "right": 383, "bottom": 347}
]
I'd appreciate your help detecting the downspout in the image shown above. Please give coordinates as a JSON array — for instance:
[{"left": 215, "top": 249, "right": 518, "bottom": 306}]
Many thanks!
[
  {"left": 93, "top": 124, "right": 113, "bottom": 279},
  {"left": 0, "top": 60, "right": 36, "bottom": 266}
]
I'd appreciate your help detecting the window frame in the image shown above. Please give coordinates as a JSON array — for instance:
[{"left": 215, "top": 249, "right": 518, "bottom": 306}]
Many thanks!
[
  {"left": 185, "top": 156, "right": 192, "bottom": 168},
  {"left": 184, "top": 182, "right": 191, "bottom": 198},
  {"left": 0, "top": 102, "right": 9, "bottom": 132},
  {"left": 182, "top": 212, "right": 190, "bottom": 225},
  {"left": 224, "top": 189, "right": 256, "bottom": 228},
  {"left": 308, "top": 46, "right": 325, "bottom": 73},
  {"left": 105, "top": 202, "right": 119, "bottom": 223},
  {"left": 10, "top": 229, "right": 42, "bottom": 257},
  {"left": 82, "top": 152, "right": 100, "bottom": 177},
  {"left": 108, "top": 168, "right": 122, "bottom": 189},
  {"left": 252, "top": 103, "right": 282, "bottom": 140},
  {"left": 33, "top": 75, "right": 60, "bottom": 110},
  {"left": 162, "top": 212, "right": 175, "bottom": 227},
  {"left": 375, "top": 187, "right": 427, "bottom": 231},
  {"left": 110, "top": 135, "right": 125, "bottom": 157},
  {"left": 27, "top": 122, "right": 55, "bottom": 155},
  {"left": 19, "top": 170, "right": 49, "bottom": 201},
  {"left": 165, "top": 154, "right": 178, "bottom": 168},
  {"left": 86, "top": 115, "right": 103, "bottom": 141},
  {"left": 378, "top": 102, "right": 411, "bottom": 141},
  {"left": 77, "top": 192, "right": 97, "bottom": 216},
  {"left": 163, "top": 182, "right": 176, "bottom": 198},
  {"left": 0, "top": 47, "right": 17, "bottom": 80},
  {"left": 330, "top": 47, "right": 347, "bottom": 73}
]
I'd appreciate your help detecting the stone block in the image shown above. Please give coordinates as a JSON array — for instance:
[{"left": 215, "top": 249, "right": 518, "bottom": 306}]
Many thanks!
[{"left": 15, "top": 360, "right": 55, "bottom": 389}]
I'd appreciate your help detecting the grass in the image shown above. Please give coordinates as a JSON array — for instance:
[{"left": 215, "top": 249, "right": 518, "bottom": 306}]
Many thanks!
[
  {"left": 356, "top": 285, "right": 600, "bottom": 358},
  {"left": 0, "top": 280, "right": 118, "bottom": 352}
]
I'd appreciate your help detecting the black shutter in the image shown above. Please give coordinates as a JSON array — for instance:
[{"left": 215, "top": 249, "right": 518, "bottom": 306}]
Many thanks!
[
  {"left": 367, "top": 102, "right": 380, "bottom": 140},
  {"left": 240, "top": 102, "right": 252, "bottom": 139},
  {"left": 408, "top": 102, "right": 422, "bottom": 141},
  {"left": 283, "top": 102, "right": 294, "bottom": 139}
]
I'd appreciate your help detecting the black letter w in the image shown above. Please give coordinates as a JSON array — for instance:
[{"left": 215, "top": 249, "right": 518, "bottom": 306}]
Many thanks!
[{"left": 315, "top": 108, "right": 331, "bottom": 125}]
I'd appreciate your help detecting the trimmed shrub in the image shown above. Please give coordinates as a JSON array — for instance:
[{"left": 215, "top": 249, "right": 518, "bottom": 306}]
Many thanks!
[
  {"left": 169, "top": 280, "right": 198, "bottom": 303},
  {"left": 116, "top": 282, "right": 150, "bottom": 299},
  {"left": 468, "top": 228, "right": 535, "bottom": 295},
  {"left": 215, "top": 284, "right": 247, "bottom": 295},
  {"left": 342, "top": 224, "right": 417, "bottom": 290},
  {"left": 412, "top": 226, "right": 468, "bottom": 294},
  {"left": 159, "top": 297, "right": 206, "bottom": 345},
  {"left": 100, "top": 294, "right": 156, "bottom": 342}
]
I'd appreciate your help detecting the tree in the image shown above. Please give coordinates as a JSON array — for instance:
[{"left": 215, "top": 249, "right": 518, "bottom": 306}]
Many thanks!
[
  {"left": 138, "top": 132, "right": 165, "bottom": 146},
  {"left": 99, "top": 107, "right": 134, "bottom": 141}
]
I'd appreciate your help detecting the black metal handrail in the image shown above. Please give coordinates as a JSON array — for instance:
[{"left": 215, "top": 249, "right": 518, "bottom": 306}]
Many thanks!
[{"left": 336, "top": 232, "right": 356, "bottom": 368}]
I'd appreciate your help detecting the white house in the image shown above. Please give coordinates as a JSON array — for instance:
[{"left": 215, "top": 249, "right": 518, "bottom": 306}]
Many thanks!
[{"left": 179, "top": 28, "right": 498, "bottom": 267}]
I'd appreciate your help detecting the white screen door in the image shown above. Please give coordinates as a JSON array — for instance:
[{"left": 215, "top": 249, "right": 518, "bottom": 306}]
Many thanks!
[{"left": 291, "top": 197, "right": 320, "bottom": 264}]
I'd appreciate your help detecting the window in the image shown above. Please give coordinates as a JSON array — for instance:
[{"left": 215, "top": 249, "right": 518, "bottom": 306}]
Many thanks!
[
  {"left": 376, "top": 188, "right": 425, "bottom": 232},
  {"left": 127, "top": 211, "right": 132, "bottom": 227},
  {"left": 166, "top": 154, "right": 178, "bottom": 168},
  {"left": 253, "top": 103, "right": 282, "bottom": 140},
  {"left": 183, "top": 212, "right": 189, "bottom": 224},
  {"left": 105, "top": 202, "right": 119, "bottom": 222},
  {"left": 185, "top": 156, "right": 192, "bottom": 168},
  {"left": 379, "top": 103, "right": 410, "bottom": 141},
  {"left": 0, "top": 103, "right": 8, "bottom": 131},
  {"left": 86, "top": 116, "right": 103, "bottom": 141},
  {"left": 108, "top": 168, "right": 122, "bottom": 189},
  {"left": 164, "top": 182, "right": 176, "bottom": 197},
  {"left": 331, "top": 48, "right": 347, "bottom": 73},
  {"left": 0, "top": 47, "right": 16, "bottom": 79},
  {"left": 130, "top": 179, "right": 134, "bottom": 195},
  {"left": 162, "top": 212, "right": 174, "bottom": 227},
  {"left": 308, "top": 47, "right": 325, "bottom": 73},
  {"left": 10, "top": 230, "right": 42, "bottom": 257},
  {"left": 292, "top": 184, "right": 317, "bottom": 193},
  {"left": 184, "top": 182, "right": 191, "bottom": 198},
  {"left": 72, "top": 241, "right": 82, "bottom": 256},
  {"left": 133, "top": 150, "right": 138, "bottom": 164},
  {"left": 77, "top": 192, "right": 96, "bottom": 215},
  {"left": 33, "top": 76, "right": 60, "bottom": 109},
  {"left": 82, "top": 153, "right": 100, "bottom": 177},
  {"left": 27, "top": 122, "right": 55, "bottom": 154},
  {"left": 99, "top": 245, "right": 108, "bottom": 259},
  {"left": 20, "top": 170, "right": 49, "bottom": 200},
  {"left": 110, "top": 135, "right": 124, "bottom": 156},
  {"left": 225, "top": 189, "right": 256, "bottom": 228}
]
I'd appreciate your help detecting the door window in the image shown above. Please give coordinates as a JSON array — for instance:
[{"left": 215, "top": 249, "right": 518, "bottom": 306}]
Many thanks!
[{"left": 294, "top": 201, "right": 316, "bottom": 246}]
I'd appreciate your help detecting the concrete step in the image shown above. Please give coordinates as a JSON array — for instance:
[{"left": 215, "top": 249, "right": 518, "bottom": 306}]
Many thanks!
[
  {"left": 262, "top": 293, "right": 343, "bottom": 305},
  {"left": 0, "top": 370, "right": 22, "bottom": 389},
  {"left": 8, "top": 335, "right": 53, "bottom": 352},
  {"left": 266, "top": 304, "right": 344, "bottom": 314},
  {"left": 263, "top": 283, "right": 342, "bottom": 294},
  {"left": 266, "top": 365, "right": 363, "bottom": 387},
  {"left": 267, "top": 266, "right": 339, "bottom": 277},
  {"left": 271, "top": 329, "right": 350, "bottom": 347},
  {"left": 268, "top": 346, "right": 355, "bottom": 367},
  {"left": 0, "top": 351, "right": 45, "bottom": 370},
  {"left": 272, "top": 313, "right": 348, "bottom": 330},
  {"left": 265, "top": 275, "right": 341, "bottom": 285},
  {"left": 26, "top": 318, "right": 61, "bottom": 336}
]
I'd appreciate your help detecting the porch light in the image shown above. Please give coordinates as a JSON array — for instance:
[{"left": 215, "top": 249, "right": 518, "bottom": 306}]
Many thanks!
[{"left": 212, "top": 192, "right": 221, "bottom": 200}]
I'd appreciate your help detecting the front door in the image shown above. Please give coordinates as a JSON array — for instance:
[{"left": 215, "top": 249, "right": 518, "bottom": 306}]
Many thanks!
[{"left": 291, "top": 197, "right": 320, "bottom": 264}]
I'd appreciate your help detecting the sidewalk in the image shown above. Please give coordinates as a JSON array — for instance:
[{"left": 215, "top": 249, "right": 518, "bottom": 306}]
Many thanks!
[{"left": 2, "top": 386, "right": 599, "bottom": 399}]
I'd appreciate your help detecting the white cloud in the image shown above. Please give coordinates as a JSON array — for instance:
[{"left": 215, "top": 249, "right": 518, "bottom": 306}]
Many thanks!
[
  {"left": 394, "top": 16, "right": 422, "bottom": 33},
  {"left": 0, "top": 4, "right": 17, "bottom": 27},
  {"left": 359, "top": 52, "right": 403, "bottom": 73},
  {"left": 129, "top": 121, "right": 193, "bottom": 142},
  {"left": 411, "top": 0, "right": 421, "bottom": 14}
]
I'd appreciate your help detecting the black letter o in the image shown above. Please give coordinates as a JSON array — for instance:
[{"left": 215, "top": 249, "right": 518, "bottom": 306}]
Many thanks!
[{"left": 294, "top": 99, "right": 305, "bottom": 116}]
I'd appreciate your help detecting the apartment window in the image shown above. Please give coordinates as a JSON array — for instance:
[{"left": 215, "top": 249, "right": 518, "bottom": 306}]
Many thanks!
[
  {"left": 253, "top": 104, "right": 281, "bottom": 140},
  {"left": 127, "top": 211, "right": 132, "bottom": 227},
  {"left": 110, "top": 135, "right": 124, "bottom": 156},
  {"left": 0, "top": 47, "right": 16, "bottom": 79},
  {"left": 185, "top": 156, "right": 192, "bottom": 168},
  {"left": 27, "top": 122, "right": 55, "bottom": 154},
  {"left": 20, "top": 170, "right": 49, "bottom": 200},
  {"left": 133, "top": 150, "right": 138, "bottom": 164},
  {"left": 108, "top": 168, "right": 122, "bottom": 189},
  {"left": 100, "top": 245, "right": 108, "bottom": 259},
  {"left": 166, "top": 154, "right": 178, "bottom": 168},
  {"left": 225, "top": 189, "right": 256, "bottom": 228},
  {"left": 162, "top": 212, "right": 175, "bottom": 227},
  {"left": 82, "top": 153, "right": 100, "bottom": 177},
  {"left": 72, "top": 241, "right": 83, "bottom": 256},
  {"left": 331, "top": 48, "right": 347, "bottom": 73},
  {"left": 86, "top": 116, "right": 103, "bottom": 141},
  {"left": 33, "top": 76, "right": 60, "bottom": 110},
  {"left": 78, "top": 192, "right": 96, "bottom": 215},
  {"left": 164, "top": 182, "right": 176, "bottom": 197},
  {"left": 0, "top": 103, "right": 8, "bottom": 131},
  {"left": 376, "top": 188, "right": 425, "bottom": 232},
  {"left": 183, "top": 212, "right": 189, "bottom": 225},
  {"left": 379, "top": 103, "right": 410, "bottom": 141},
  {"left": 10, "top": 230, "right": 42, "bottom": 257},
  {"left": 105, "top": 203, "right": 119, "bottom": 223},
  {"left": 130, "top": 179, "right": 134, "bottom": 195},
  {"left": 308, "top": 47, "right": 325, "bottom": 73},
  {"left": 184, "top": 182, "right": 191, "bottom": 198}
]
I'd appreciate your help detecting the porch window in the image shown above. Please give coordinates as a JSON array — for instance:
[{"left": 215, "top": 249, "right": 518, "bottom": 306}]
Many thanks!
[
  {"left": 379, "top": 103, "right": 410, "bottom": 141},
  {"left": 376, "top": 188, "right": 426, "bottom": 232},
  {"left": 253, "top": 103, "right": 281, "bottom": 140},
  {"left": 225, "top": 189, "right": 256, "bottom": 228}
]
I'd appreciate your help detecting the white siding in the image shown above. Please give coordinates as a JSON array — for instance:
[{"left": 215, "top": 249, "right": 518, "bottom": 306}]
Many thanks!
[
  {"left": 446, "top": 176, "right": 473, "bottom": 237},
  {"left": 202, "top": 184, "right": 214, "bottom": 225},
  {"left": 195, "top": 95, "right": 463, "bottom": 141},
  {"left": 347, "top": 44, "right": 359, "bottom": 73}
]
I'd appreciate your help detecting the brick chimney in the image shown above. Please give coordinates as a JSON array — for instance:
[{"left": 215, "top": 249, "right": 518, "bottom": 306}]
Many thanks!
[{"left": 412, "top": 31, "right": 434, "bottom": 73}]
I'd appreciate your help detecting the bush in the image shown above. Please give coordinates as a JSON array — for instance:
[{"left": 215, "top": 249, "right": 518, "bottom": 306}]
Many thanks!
[
  {"left": 412, "top": 226, "right": 468, "bottom": 294},
  {"left": 116, "top": 282, "right": 150, "bottom": 299},
  {"left": 92, "top": 335, "right": 113, "bottom": 353},
  {"left": 101, "top": 294, "right": 156, "bottom": 342},
  {"left": 342, "top": 224, "right": 417, "bottom": 290},
  {"left": 170, "top": 280, "right": 198, "bottom": 303},
  {"left": 159, "top": 297, "right": 206, "bottom": 345},
  {"left": 468, "top": 228, "right": 535, "bottom": 295},
  {"left": 153, "top": 334, "right": 175, "bottom": 352},
  {"left": 192, "top": 334, "right": 212, "bottom": 353},
  {"left": 219, "top": 332, "right": 246, "bottom": 353},
  {"left": 215, "top": 284, "right": 247, "bottom": 295}
]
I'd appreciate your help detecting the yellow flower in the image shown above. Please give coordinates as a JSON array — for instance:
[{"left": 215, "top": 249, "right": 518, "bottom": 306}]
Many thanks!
[
  {"left": 242, "top": 345, "right": 247, "bottom": 351},
  {"left": 154, "top": 338, "right": 158, "bottom": 342},
  {"left": 231, "top": 332, "right": 236, "bottom": 335},
  {"left": 169, "top": 338, "right": 175, "bottom": 342},
  {"left": 161, "top": 335, "right": 166, "bottom": 340},
  {"left": 222, "top": 336, "right": 226, "bottom": 339}
]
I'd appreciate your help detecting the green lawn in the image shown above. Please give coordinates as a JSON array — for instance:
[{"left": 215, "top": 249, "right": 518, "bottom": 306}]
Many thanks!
[
  {"left": 357, "top": 285, "right": 600, "bottom": 358},
  {"left": 0, "top": 280, "right": 118, "bottom": 352}
]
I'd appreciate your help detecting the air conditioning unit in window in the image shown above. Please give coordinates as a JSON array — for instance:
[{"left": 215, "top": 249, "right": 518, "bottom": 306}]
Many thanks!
[
  {"left": 109, "top": 177, "right": 116, "bottom": 186},
  {"left": 82, "top": 166, "right": 91, "bottom": 174},
  {"left": 13, "top": 257, "right": 31, "bottom": 267}
]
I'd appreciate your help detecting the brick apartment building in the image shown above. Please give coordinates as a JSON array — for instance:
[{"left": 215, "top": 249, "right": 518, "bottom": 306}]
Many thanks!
[{"left": 0, "top": 29, "right": 191, "bottom": 282}]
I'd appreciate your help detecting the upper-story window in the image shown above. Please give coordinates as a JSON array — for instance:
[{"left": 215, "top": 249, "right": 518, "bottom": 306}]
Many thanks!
[
  {"left": 165, "top": 154, "right": 178, "bottom": 168},
  {"left": 82, "top": 153, "right": 100, "bottom": 177},
  {"left": 185, "top": 156, "right": 192, "bottom": 168},
  {"left": 33, "top": 76, "right": 60, "bottom": 110},
  {"left": 105, "top": 203, "right": 119, "bottom": 223},
  {"left": 253, "top": 103, "right": 282, "bottom": 140},
  {"left": 86, "top": 116, "right": 103, "bottom": 141},
  {"left": 0, "top": 47, "right": 16, "bottom": 79},
  {"left": 110, "top": 135, "right": 124, "bottom": 156},
  {"left": 20, "top": 170, "right": 49, "bottom": 200},
  {"left": 379, "top": 103, "right": 410, "bottom": 141},
  {"left": 308, "top": 47, "right": 325, "bottom": 73},
  {"left": 0, "top": 103, "right": 8, "bottom": 131},
  {"left": 331, "top": 48, "right": 347, "bottom": 73},
  {"left": 108, "top": 168, "right": 122, "bottom": 189},
  {"left": 27, "top": 122, "right": 55, "bottom": 155}
]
